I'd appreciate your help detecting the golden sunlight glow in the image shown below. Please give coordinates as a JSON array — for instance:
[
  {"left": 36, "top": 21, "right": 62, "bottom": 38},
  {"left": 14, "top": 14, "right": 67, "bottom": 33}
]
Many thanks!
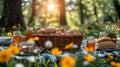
[{"left": 48, "top": 3, "right": 55, "bottom": 11}]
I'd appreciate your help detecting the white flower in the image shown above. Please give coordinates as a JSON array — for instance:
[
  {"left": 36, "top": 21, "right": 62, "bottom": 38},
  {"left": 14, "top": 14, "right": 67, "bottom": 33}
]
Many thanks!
[
  {"left": 26, "top": 40, "right": 35, "bottom": 46},
  {"left": 14, "top": 63, "right": 24, "bottom": 67},
  {"left": 27, "top": 56, "right": 36, "bottom": 63},
  {"left": 72, "top": 44, "right": 78, "bottom": 49},
  {"left": 83, "top": 61, "right": 90, "bottom": 66},
  {"left": 45, "top": 40, "right": 53, "bottom": 48},
  {"left": 33, "top": 49, "right": 38, "bottom": 54},
  {"left": 20, "top": 52, "right": 24, "bottom": 55}
]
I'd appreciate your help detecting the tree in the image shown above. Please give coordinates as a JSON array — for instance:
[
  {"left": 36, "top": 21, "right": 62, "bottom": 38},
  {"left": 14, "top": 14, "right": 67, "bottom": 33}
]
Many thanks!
[
  {"left": 58, "top": 0, "right": 67, "bottom": 25},
  {"left": 113, "top": 0, "right": 120, "bottom": 22},
  {"left": 0, "top": 0, "right": 26, "bottom": 31}
]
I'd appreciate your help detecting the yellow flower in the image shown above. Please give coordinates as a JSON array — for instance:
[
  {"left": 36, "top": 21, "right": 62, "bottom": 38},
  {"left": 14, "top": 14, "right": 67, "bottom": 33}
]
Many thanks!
[
  {"left": 95, "top": 22, "right": 99, "bottom": 26},
  {"left": 110, "top": 61, "right": 120, "bottom": 67},
  {"left": 28, "top": 38, "right": 34, "bottom": 41},
  {"left": 7, "top": 45, "right": 20, "bottom": 55},
  {"left": 115, "top": 62, "right": 120, "bottom": 67},
  {"left": 85, "top": 29, "right": 89, "bottom": 33},
  {"left": 112, "top": 38, "right": 117, "bottom": 41},
  {"left": 65, "top": 42, "right": 73, "bottom": 49},
  {"left": 117, "top": 25, "right": 120, "bottom": 30},
  {"left": 2, "top": 28, "right": 6, "bottom": 31},
  {"left": 33, "top": 37, "right": 40, "bottom": 41},
  {"left": 84, "top": 54, "right": 95, "bottom": 62},
  {"left": 107, "top": 53, "right": 114, "bottom": 59},
  {"left": 7, "top": 32, "right": 12, "bottom": 37},
  {"left": 110, "top": 61, "right": 116, "bottom": 66},
  {"left": 51, "top": 47, "right": 62, "bottom": 56},
  {"left": 12, "top": 25, "right": 17, "bottom": 29},
  {"left": 84, "top": 46, "right": 95, "bottom": 52},
  {"left": 0, "top": 50, "right": 11, "bottom": 63},
  {"left": 60, "top": 56, "right": 76, "bottom": 67}
]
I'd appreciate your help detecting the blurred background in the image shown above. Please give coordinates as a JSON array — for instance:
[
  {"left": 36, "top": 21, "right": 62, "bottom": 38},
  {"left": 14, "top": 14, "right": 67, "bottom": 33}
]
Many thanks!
[{"left": 0, "top": 0, "right": 119, "bottom": 31}]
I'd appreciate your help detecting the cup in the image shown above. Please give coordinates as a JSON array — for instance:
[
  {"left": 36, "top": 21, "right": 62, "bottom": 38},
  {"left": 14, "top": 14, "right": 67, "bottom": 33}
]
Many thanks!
[
  {"left": 13, "top": 31, "right": 22, "bottom": 43},
  {"left": 99, "top": 31, "right": 107, "bottom": 38},
  {"left": 86, "top": 36, "right": 96, "bottom": 50}
]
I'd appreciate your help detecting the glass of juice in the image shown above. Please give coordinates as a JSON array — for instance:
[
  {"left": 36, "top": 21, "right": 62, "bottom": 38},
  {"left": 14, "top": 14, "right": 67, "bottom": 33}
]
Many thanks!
[
  {"left": 13, "top": 31, "right": 22, "bottom": 43},
  {"left": 86, "top": 36, "right": 96, "bottom": 51},
  {"left": 25, "top": 27, "right": 34, "bottom": 41}
]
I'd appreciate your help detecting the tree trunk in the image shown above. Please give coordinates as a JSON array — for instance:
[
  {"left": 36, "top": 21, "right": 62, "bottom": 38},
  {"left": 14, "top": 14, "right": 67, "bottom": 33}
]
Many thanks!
[
  {"left": 93, "top": 1, "right": 98, "bottom": 22},
  {"left": 59, "top": 0, "right": 67, "bottom": 25},
  {"left": 78, "top": 0, "right": 84, "bottom": 25},
  {"left": 113, "top": 0, "right": 120, "bottom": 22},
  {"left": 28, "top": 0, "right": 36, "bottom": 26},
  {"left": 0, "top": 0, "right": 25, "bottom": 31}
]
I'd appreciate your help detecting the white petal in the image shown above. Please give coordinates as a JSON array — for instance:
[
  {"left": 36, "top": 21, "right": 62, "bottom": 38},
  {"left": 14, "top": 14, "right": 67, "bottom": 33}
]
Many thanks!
[{"left": 14, "top": 63, "right": 24, "bottom": 67}]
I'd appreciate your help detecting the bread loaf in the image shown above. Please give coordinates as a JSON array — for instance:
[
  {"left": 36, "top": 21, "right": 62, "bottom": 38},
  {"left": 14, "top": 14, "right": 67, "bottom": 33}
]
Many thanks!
[
  {"left": 96, "top": 37, "right": 116, "bottom": 49},
  {"left": 97, "top": 41, "right": 116, "bottom": 48}
]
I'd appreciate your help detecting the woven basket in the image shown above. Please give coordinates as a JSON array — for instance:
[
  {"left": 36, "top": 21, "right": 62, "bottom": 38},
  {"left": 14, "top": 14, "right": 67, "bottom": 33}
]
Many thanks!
[{"left": 32, "top": 34, "right": 83, "bottom": 50}]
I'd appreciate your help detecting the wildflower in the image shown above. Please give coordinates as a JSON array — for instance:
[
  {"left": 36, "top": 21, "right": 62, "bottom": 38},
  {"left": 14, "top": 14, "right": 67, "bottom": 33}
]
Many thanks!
[
  {"left": 107, "top": 53, "right": 114, "bottom": 59},
  {"left": 60, "top": 56, "right": 76, "bottom": 67},
  {"left": 33, "top": 36, "right": 40, "bottom": 41},
  {"left": 110, "top": 61, "right": 120, "bottom": 67},
  {"left": 28, "top": 38, "right": 34, "bottom": 41},
  {"left": 7, "top": 32, "right": 12, "bottom": 37},
  {"left": 2, "top": 28, "right": 5, "bottom": 31},
  {"left": 51, "top": 47, "right": 62, "bottom": 56},
  {"left": 117, "top": 25, "right": 120, "bottom": 30},
  {"left": 110, "top": 61, "right": 116, "bottom": 66},
  {"left": 85, "top": 29, "right": 89, "bottom": 33},
  {"left": 83, "top": 61, "right": 90, "bottom": 66},
  {"left": 95, "top": 22, "right": 99, "bottom": 26},
  {"left": 65, "top": 42, "right": 73, "bottom": 49},
  {"left": 27, "top": 56, "right": 35, "bottom": 63},
  {"left": 83, "top": 54, "right": 95, "bottom": 62},
  {"left": 72, "top": 44, "right": 78, "bottom": 49},
  {"left": 45, "top": 40, "right": 53, "bottom": 48},
  {"left": 115, "top": 62, "right": 120, "bottom": 67},
  {"left": 112, "top": 37, "right": 117, "bottom": 41},
  {"left": 7, "top": 45, "right": 20, "bottom": 55},
  {"left": 0, "top": 50, "right": 11, "bottom": 63},
  {"left": 84, "top": 46, "right": 95, "bottom": 52},
  {"left": 14, "top": 63, "right": 24, "bottom": 67},
  {"left": 12, "top": 25, "right": 17, "bottom": 29},
  {"left": 33, "top": 49, "right": 38, "bottom": 54}
]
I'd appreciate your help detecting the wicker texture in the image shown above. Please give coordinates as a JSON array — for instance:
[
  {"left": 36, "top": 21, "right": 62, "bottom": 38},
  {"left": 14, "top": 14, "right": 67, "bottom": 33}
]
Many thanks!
[{"left": 33, "top": 34, "right": 83, "bottom": 50}]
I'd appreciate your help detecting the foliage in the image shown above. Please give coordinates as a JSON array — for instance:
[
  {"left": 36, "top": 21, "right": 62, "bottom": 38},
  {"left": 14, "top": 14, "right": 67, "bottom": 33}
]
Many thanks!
[{"left": 83, "top": 22, "right": 104, "bottom": 38}]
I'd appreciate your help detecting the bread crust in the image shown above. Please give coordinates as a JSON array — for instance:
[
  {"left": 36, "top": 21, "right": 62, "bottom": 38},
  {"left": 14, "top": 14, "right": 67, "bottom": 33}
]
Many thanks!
[{"left": 97, "top": 37, "right": 111, "bottom": 43}]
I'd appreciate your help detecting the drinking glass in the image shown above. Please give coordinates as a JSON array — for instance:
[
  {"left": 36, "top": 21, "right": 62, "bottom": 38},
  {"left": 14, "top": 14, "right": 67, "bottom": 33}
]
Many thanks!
[
  {"left": 99, "top": 31, "right": 107, "bottom": 38},
  {"left": 25, "top": 27, "right": 34, "bottom": 41},
  {"left": 86, "top": 36, "right": 96, "bottom": 50},
  {"left": 13, "top": 31, "right": 22, "bottom": 43}
]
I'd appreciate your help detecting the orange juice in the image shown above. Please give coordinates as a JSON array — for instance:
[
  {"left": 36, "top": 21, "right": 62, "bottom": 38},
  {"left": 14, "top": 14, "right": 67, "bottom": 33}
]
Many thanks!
[
  {"left": 86, "top": 36, "right": 96, "bottom": 51},
  {"left": 25, "top": 28, "right": 34, "bottom": 41},
  {"left": 86, "top": 42, "right": 95, "bottom": 49},
  {"left": 13, "top": 35, "right": 22, "bottom": 43},
  {"left": 13, "top": 31, "right": 22, "bottom": 43}
]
